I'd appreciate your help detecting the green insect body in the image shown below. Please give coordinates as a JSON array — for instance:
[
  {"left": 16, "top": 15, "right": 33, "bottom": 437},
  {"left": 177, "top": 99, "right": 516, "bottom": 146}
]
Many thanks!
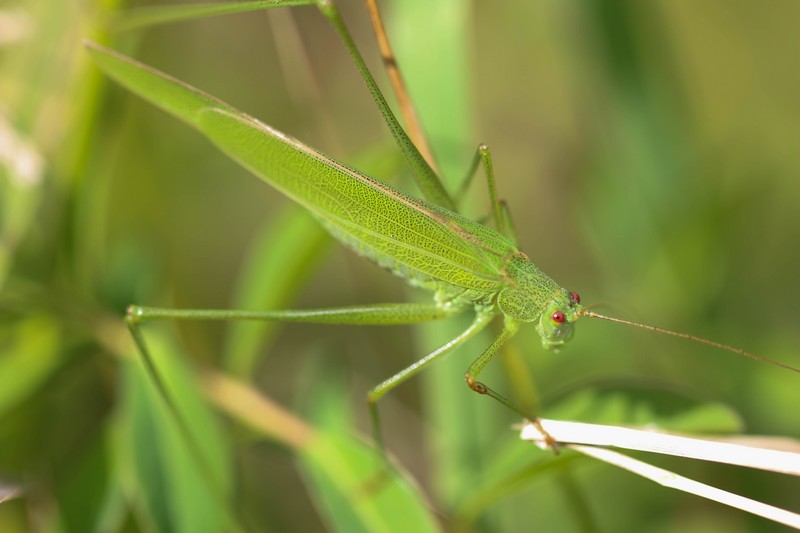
[
  {"left": 86, "top": 23, "right": 591, "bottom": 448},
  {"left": 199, "top": 109, "right": 583, "bottom": 348}
]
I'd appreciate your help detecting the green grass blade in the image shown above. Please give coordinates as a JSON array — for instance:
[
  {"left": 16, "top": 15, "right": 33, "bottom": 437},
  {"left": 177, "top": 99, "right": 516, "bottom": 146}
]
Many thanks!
[
  {"left": 199, "top": 366, "right": 441, "bottom": 532},
  {"left": 54, "top": 430, "right": 121, "bottom": 533},
  {"left": 299, "top": 433, "right": 440, "bottom": 533},
  {"left": 298, "top": 368, "right": 440, "bottom": 533},
  {"left": 0, "top": 317, "right": 62, "bottom": 418},
  {"left": 388, "top": 0, "right": 473, "bottom": 184},
  {"left": 318, "top": 2, "right": 455, "bottom": 211},
  {"left": 115, "top": 331, "right": 235, "bottom": 532},
  {"left": 546, "top": 385, "right": 744, "bottom": 434},
  {"left": 112, "top": 0, "right": 314, "bottom": 32},
  {"left": 0, "top": 122, "right": 44, "bottom": 290}
]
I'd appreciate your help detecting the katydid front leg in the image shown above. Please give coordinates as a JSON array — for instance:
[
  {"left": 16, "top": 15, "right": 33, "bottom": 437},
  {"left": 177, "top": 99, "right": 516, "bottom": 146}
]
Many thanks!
[
  {"left": 366, "top": 310, "right": 496, "bottom": 452},
  {"left": 464, "top": 316, "right": 558, "bottom": 449},
  {"left": 456, "top": 143, "right": 517, "bottom": 243}
]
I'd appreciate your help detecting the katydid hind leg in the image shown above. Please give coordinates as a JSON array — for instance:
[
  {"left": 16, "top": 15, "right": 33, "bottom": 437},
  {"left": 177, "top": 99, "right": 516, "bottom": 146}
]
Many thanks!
[
  {"left": 126, "top": 302, "right": 454, "bottom": 326},
  {"left": 363, "top": 0, "right": 438, "bottom": 173},
  {"left": 125, "top": 302, "right": 459, "bottom": 468},
  {"left": 317, "top": 1, "right": 455, "bottom": 211},
  {"left": 126, "top": 302, "right": 455, "bottom": 443}
]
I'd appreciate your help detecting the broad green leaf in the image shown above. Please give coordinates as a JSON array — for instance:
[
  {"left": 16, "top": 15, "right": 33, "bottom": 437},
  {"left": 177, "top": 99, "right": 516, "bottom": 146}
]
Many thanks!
[
  {"left": 298, "top": 370, "right": 440, "bottom": 533},
  {"left": 299, "top": 432, "right": 440, "bottom": 533}
]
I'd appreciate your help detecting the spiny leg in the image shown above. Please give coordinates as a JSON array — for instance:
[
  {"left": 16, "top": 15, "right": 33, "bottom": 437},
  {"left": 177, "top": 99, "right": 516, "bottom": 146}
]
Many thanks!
[
  {"left": 317, "top": 0, "right": 455, "bottom": 210},
  {"left": 367, "top": 310, "right": 496, "bottom": 453},
  {"left": 126, "top": 302, "right": 454, "bottom": 326},
  {"left": 454, "top": 144, "right": 483, "bottom": 202},
  {"left": 126, "top": 302, "right": 457, "bottom": 412},
  {"left": 464, "top": 317, "right": 557, "bottom": 449},
  {"left": 363, "top": 0, "right": 438, "bottom": 173},
  {"left": 498, "top": 199, "right": 519, "bottom": 244}
]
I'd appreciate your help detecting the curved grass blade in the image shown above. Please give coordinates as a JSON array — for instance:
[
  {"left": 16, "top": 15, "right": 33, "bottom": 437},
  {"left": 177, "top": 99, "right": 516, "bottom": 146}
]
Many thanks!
[
  {"left": 300, "top": 432, "right": 441, "bottom": 533},
  {"left": 0, "top": 316, "right": 62, "bottom": 418},
  {"left": 201, "top": 369, "right": 441, "bottom": 532},
  {"left": 88, "top": 35, "right": 442, "bottom": 531},
  {"left": 111, "top": 0, "right": 314, "bottom": 32},
  {"left": 115, "top": 331, "right": 235, "bottom": 532},
  {"left": 224, "top": 206, "right": 331, "bottom": 378},
  {"left": 521, "top": 420, "right": 800, "bottom": 529}
]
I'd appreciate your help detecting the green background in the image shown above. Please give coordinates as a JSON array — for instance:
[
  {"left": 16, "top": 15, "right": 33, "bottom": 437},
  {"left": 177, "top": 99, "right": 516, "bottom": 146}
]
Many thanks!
[{"left": 1, "top": 0, "right": 799, "bottom": 531}]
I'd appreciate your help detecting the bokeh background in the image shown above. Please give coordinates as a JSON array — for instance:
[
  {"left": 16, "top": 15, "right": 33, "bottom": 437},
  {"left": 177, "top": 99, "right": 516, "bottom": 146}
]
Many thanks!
[{"left": 1, "top": 0, "right": 799, "bottom": 531}]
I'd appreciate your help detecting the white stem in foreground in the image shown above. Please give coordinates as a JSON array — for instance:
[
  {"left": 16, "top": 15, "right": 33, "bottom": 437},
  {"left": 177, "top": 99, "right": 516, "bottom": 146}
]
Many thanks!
[{"left": 520, "top": 419, "right": 800, "bottom": 530}]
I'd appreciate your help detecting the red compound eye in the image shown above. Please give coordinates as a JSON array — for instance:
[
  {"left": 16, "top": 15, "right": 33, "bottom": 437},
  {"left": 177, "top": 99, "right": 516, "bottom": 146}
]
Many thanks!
[
  {"left": 569, "top": 291, "right": 581, "bottom": 304},
  {"left": 551, "top": 311, "right": 565, "bottom": 324}
]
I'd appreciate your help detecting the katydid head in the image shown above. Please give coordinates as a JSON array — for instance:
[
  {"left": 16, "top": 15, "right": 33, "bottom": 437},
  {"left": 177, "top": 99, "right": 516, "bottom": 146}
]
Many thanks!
[{"left": 537, "top": 290, "right": 583, "bottom": 350}]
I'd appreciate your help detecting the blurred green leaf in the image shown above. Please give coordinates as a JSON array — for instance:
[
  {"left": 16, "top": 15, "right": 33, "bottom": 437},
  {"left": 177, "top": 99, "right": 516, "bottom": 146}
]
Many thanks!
[
  {"left": 113, "top": 0, "right": 314, "bottom": 32},
  {"left": 114, "top": 331, "right": 234, "bottom": 532},
  {"left": 299, "top": 431, "right": 441, "bottom": 533},
  {"left": 387, "top": 1, "right": 506, "bottom": 515},
  {"left": 54, "top": 430, "right": 120, "bottom": 533},
  {"left": 0, "top": 317, "right": 62, "bottom": 418},
  {"left": 224, "top": 206, "right": 330, "bottom": 378},
  {"left": 298, "top": 371, "right": 440, "bottom": 533},
  {"left": 548, "top": 386, "right": 743, "bottom": 434},
  {"left": 0, "top": 117, "right": 44, "bottom": 289}
]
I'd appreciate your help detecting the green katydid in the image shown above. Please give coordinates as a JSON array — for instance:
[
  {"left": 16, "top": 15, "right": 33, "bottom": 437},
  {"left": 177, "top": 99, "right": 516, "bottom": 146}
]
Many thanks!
[{"left": 89, "top": 0, "right": 799, "bottom": 458}]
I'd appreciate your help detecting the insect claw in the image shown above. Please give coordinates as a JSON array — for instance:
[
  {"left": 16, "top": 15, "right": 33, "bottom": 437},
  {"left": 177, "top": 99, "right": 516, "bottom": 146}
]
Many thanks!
[
  {"left": 464, "top": 374, "right": 488, "bottom": 394},
  {"left": 125, "top": 305, "right": 144, "bottom": 325},
  {"left": 530, "top": 418, "right": 560, "bottom": 454}
]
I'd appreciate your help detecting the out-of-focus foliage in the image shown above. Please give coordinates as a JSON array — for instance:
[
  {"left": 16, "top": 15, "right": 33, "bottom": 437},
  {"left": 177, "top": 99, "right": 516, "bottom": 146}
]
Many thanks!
[{"left": 0, "top": 0, "right": 798, "bottom": 531}]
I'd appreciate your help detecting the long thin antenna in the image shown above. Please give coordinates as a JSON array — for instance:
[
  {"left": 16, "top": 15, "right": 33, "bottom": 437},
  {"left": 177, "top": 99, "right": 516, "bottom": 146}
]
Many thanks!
[{"left": 578, "top": 310, "right": 800, "bottom": 375}]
